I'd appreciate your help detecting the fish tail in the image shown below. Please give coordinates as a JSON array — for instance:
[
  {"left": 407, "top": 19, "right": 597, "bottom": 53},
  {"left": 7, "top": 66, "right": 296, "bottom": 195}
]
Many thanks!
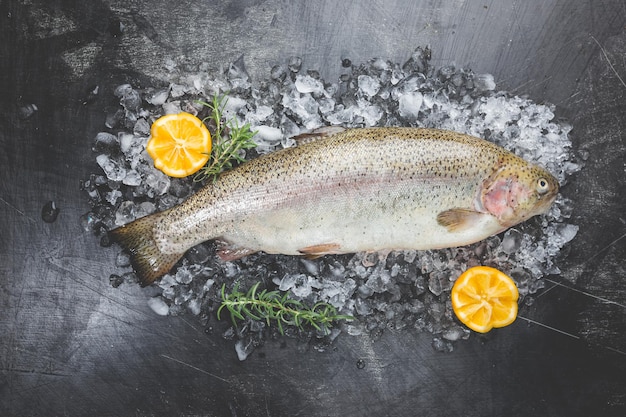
[{"left": 109, "top": 212, "right": 184, "bottom": 287}]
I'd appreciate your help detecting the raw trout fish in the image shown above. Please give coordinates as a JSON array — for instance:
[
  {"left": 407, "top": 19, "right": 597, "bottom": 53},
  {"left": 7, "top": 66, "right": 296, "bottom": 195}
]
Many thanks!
[{"left": 110, "top": 127, "right": 559, "bottom": 286}]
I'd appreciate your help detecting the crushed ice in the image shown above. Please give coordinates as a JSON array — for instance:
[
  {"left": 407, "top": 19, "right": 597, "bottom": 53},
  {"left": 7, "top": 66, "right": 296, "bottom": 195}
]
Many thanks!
[{"left": 81, "top": 47, "right": 582, "bottom": 359}]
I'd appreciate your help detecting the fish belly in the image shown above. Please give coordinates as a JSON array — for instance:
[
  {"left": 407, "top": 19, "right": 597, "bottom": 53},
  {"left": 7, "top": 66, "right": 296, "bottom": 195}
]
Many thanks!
[{"left": 221, "top": 179, "right": 504, "bottom": 255}]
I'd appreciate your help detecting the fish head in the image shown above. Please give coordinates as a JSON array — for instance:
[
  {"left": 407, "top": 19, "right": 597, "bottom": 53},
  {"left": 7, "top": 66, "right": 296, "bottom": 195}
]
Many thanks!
[{"left": 480, "top": 159, "right": 559, "bottom": 228}]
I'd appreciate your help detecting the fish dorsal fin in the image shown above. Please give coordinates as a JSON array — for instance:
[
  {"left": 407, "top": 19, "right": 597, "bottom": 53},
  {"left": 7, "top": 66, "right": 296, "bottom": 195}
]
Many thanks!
[
  {"left": 292, "top": 126, "right": 346, "bottom": 146},
  {"left": 436, "top": 209, "right": 489, "bottom": 233}
]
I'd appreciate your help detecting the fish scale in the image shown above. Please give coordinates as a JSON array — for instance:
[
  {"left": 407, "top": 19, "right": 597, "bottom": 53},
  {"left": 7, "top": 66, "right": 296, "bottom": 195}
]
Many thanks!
[{"left": 110, "top": 127, "right": 559, "bottom": 286}]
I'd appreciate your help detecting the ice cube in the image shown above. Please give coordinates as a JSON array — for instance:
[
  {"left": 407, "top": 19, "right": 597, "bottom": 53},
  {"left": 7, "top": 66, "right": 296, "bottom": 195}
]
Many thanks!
[
  {"left": 442, "top": 326, "right": 468, "bottom": 341},
  {"left": 221, "top": 262, "right": 240, "bottom": 279},
  {"left": 428, "top": 272, "right": 444, "bottom": 296},
  {"left": 158, "top": 274, "right": 176, "bottom": 289},
  {"left": 474, "top": 74, "right": 496, "bottom": 91},
  {"left": 162, "top": 101, "right": 182, "bottom": 114},
  {"left": 118, "top": 132, "right": 135, "bottom": 154},
  {"left": 162, "top": 285, "right": 176, "bottom": 300},
  {"left": 288, "top": 56, "right": 302, "bottom": 73},
  {"left": 360, "top": 103, "right": 383, "bottom": 126},
  {"left": 398, "top": 92, "right": 423, "bottom": 121},
  {"left": 114, "top": 84, "right": 133, "bottom": 98},
  {"left": 92, "top": 132, "right": 118, "bottom": 153},
  {"left": 246, "top": 105, "right": 274, "bottom": 125},
  {"left": 169, "top": 83, "right": 187, "bottom": 98},
  {"left": 228, "top": 54, "right": 249, "bottom": 81},
  {"left": 555, "top": 223, "right": 579, "bottom": 245},
  {"left": 120, "top": 272, "right": 137, "bottom": 285},
  {"left": 500, "top": 229, "right": 523, "bottom": 254},
  {"left": 96, "top": 154, "right": 127, "bottom": 181},
  {"left": 357, "top": 75, "right": 381, "bottom": 98},
  {"left": 135, "top": 201, "right": 156, "bottom": 217},
  {"left": 115, "top": 251, "right": 131, "bottom": 267},
  {"left": 254, "top": 125, "right": 283, "bottom": 145},
  {"left": 270, "top": 64, "right": 287, "bottom": 81},
  {"left": 282, "top": 93, "right": 321, "bottom": 129},
  {"left": 122, "top": 169, "right": 141, "bottom": 186},
  {"left": 318, "top": 97, "right": 336, "bottom": 115},
  {"left": 187, "top": 298, "right": 202, "bottom": 315},
  {"left": 147, "top": 296, "right": 169, "bottom": 316},
  {"left": 133, "top": 118, "right": 151, "bottom": 137},
  {"left": 393, "top": 74, "right": 421, "bottom": 98},
  {"left": 114, "top": 201, "right": 136, "bottom": 226},
  {"left": 144, "top": 88, "right": 169, "bottom": 106},
  {"left": 222, "top": 96, "right": 248, "bottom": 120},
  {"left": 365, "top": 270, "right": 391, "bottom": 293},
  {"left": 120, "top": 88, "right": 142, "bottom": 112},
  {"left": 175, "top": 267, "right": 194, "bottom": 284},
  {"left": 145, "top": 170, "right": 170, "bottom": 195},
  {"left": 294, "top": 75, "right": 325, "bottom": 95},
  {"left": 354, "top": 298, "right": 372, "bottom": 315},
  {"left": 175, "top": 286, "right": 193, "bottom": 305},
  {"left": 326, "top": 105, "right": 356, "bottom": 125},
  {"left": 235, "top": 338, "right": 255, "bottom": 361},
  {"left": 300, "top": 258, "right": 320, "bottom": 276},
  {"left": 290, "top": 274, "right": 313, "bottom": 298},
  {"left": 436, "top": 64, "right": 455, "bottom": 80},
  {"left": 200, "top": 279, "right": 215, "bottom": 298},
  {"left": 105, "top": 190, "right": 122, "bottom": 205}
]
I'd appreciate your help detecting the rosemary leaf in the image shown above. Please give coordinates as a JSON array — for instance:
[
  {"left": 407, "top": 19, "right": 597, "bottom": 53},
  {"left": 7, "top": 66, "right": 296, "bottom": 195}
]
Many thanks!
[
  {"left": 193, "top": 94, "right": 257, "bottom": 183},
  {"left": 218, "top": 283, "right": 353, "bottom": 335}
]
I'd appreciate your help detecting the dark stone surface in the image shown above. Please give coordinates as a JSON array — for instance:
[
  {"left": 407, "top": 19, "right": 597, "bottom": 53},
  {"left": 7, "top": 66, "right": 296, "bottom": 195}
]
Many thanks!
[{"left": 1, "top": 1, "right": 625, "bottom": 416}]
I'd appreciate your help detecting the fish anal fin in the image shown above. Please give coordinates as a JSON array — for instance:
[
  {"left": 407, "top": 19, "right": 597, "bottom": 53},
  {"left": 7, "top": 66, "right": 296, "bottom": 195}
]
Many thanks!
[
  {"left": 109, "top": 213, "right": 184, "bottom": 287},
  {"left": 436, "top": 209, "right": 489, "bottom": 233},
  {"left": 292, "top": 126, "right": 346, "bottom": 145},
  {"left": 298, "top": 243, "right": 342, "bottom": 257},
  {"left": 215, "top": 239, "right": 258, "bottom": 261}
]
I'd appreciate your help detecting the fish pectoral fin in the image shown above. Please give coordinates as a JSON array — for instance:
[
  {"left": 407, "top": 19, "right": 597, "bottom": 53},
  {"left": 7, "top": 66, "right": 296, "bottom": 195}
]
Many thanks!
[
  {"left": 215, "top": 239, "right": 258, "bottom": 261},
  {"left": 292, "top": 126, "right": 346, "bottom": 145},
  {"left": 436, "top": 209, "right": 490, "bottom": 233},
  {"left": 298, "top": 243, "right": 342, "bottom": 258}
]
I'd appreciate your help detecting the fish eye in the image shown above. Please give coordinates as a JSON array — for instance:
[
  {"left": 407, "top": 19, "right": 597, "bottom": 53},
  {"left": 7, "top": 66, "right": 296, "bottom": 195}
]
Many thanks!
[{"left": 536, "top": 178, "right": 550, "bottom": 194}]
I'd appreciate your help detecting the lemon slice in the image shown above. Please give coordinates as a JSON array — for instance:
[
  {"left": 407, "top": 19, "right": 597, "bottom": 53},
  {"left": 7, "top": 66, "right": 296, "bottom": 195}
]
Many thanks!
[
  {"left": 451, "top": 266, "right": 519, "bottom": 333},
  {"left": 146, "top": 112, "right": 211, "bottom": 178}
]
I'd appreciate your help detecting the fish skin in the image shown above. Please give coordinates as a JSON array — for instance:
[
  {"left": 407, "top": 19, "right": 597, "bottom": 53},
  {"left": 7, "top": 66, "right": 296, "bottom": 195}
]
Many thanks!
[{"left": 110, "top": 127, "right": 559, "bottom": 286}]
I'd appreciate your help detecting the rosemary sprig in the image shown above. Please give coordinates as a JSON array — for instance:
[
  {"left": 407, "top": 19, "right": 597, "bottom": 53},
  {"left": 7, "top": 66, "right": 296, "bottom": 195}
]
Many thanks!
[
  {"left": 217, "top": 283, "right": 354, "bottom": 335},
  {"left": 193, "top": 94, "right": 257, "bottom": 183}
]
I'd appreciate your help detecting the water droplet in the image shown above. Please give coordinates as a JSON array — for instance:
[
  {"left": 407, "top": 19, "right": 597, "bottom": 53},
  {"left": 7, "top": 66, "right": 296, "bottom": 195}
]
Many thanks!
[
  {"left": 287, "top": 56, "right": 302, "bottom": 73},
  {"left": 41, "top": 200, "right": 60, "bottom": 223},
  {"left": 109, "top": 274, "right": 124, "bottom": 288},
  {"left": 18, "top": 103, "right": 38, "bottom": 120}
]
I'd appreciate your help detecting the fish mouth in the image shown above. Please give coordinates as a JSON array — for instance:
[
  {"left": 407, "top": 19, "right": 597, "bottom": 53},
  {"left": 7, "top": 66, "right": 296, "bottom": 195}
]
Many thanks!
[
  {"left": 516, "top": 183, "right": 559, "bottom": 222},
  {"left": 534, "top": 188, "right": 559, "bottom": 215}
]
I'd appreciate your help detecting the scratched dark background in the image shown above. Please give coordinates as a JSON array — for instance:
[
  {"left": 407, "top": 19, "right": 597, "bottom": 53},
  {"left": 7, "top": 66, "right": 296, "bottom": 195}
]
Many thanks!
[{"left": 1, "top": 1, "right": 625, "bottom": 416}]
